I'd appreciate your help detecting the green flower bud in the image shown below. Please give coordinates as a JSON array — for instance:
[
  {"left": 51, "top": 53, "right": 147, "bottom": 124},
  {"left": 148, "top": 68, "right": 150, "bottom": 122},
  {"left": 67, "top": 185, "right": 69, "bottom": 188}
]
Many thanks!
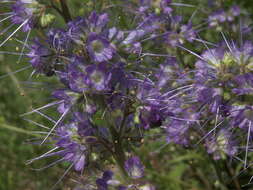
[{"left": 40, "top": 13, "right": 55, "bottom": 27}]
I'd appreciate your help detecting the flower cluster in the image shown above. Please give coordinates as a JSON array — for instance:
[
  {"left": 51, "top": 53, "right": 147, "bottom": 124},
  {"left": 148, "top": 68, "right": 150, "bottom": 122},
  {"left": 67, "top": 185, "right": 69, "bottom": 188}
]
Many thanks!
[{"left": 192, "top": 41, "right": 253, "bottom": 159}]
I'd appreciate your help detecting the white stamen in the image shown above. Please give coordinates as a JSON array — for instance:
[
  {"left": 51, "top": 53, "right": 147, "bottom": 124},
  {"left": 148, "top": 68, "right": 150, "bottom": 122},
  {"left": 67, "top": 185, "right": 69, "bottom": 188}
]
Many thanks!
[
  {"left": 22, "top": 118, "right": 50, "bottom": 130},
  {"left": 20, "top": 100, "right": 64, "bottom": 117},
  {"left": 221, "top": 31, "right": 233, "bottom": 54},
  {"left": 41, "top": 108, "right": 70, "bottom": 145},
  {"left": 17, "top": 29, "right": 31, "bottom": 64},
  {"left": 0, "top": 14, "right": 14, "bottom": 23},
  {"left": 177, "top": 45, "right": 206, "bottom": 61},
  {"left": 196, "top": 120, "right": 225, "bottom": 145},
  {"left": 50, "top": 162, "right": 74, "bottom": 190},
  {"left": 31, "top": 158, "right": 65, "bottom": 171},
  {"left": 171, "top": 3, "right": 195, "bottom": 7},
  {"left": 245, "top": 121, "right": 251, "bottom": 169},
  {"left": 0, "top": 65, "right": 31, "bottom": 79},
  {"left": 0, "top": 19, "right": 29, "bottom": 48},
  {"left": 34, "top": 110, "right": 56, "bottom": 123}
]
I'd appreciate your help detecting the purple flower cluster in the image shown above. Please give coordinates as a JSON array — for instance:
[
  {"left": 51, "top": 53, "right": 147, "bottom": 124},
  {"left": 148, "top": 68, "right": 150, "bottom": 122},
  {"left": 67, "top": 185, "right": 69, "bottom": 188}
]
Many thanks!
[
  {"left": 19, "top": 2, "right": 201, "bottom": 186},
  {"left": 191, "top": 40, "right": 253, "bottom": 159}
]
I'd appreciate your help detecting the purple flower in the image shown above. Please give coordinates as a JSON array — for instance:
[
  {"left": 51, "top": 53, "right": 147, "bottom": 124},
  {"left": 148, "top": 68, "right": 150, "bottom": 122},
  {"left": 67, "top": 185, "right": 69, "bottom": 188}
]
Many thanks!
[
  {"left": 68, "top": 70, "right": 89, "bottom": 93},
  {"left": 166, "top": 23, "right": 196, "bottom": 46},
  {"left": 160, "top": 0, "right": 173, "bottom": 15},
  {"left": 59, "top": 56, "right": 89, "bottom": 93},
  {"left": 11, "top": 0, "right": 39, "bottom": 31},
  {"left": 231, "top": 41, "right": 253, "bottom": 64},
  {"left": 96, "top": 170, "right": 113, "bottom": 190},
  {"left": 124, "top": 156, "right": 144, "bottom": 179},
  {"left": 208, "top": 10, "right": 226, "bottom": 27},
  {"left": 227, "top": 5, "right": 241, "bottom": 21},
  {"left": 231, "top": 106, "right": 253, "bottom": 130},
  {"left": 66, "top": 16, "right": 87, "bottom": 43},
  {"left": 108, "top": 27, "right": 124, "bottom": 42},
  {"left": 118, "top": 186, "right": 128, "bottom": 190},
  {"left": 194, "top": 41, "right": 253, "bottom": 113},
  {"left": 165, "top": 107, "right": 198, "bottom": 146},
  {"left": 60, "top": 58, "right": 112, "bottom": 93},
  {"left": 155, "top": 58, "right": 189, "bottom": 88},
  {"left": 108, "top": 62, "right": 132, "bottom": 90},
  {"left": 66, "top": 144, "right": 86, "bottom": 171},
  {"left": 123, "top": 14, "right": 160, "bottom": 47},
  {"left": 232, "top": 88, "right": 253, "bottom": 95},
  {"left": 232, "top": 73, "right": 253, "bottom": 95},
  {"left": 87, "top": 33, "right": 115, "bottom": 62},
  {"left": 166, "top": 119, "right": 190, "bottom": 146},
  {"left": 139, "top": 0, "right": 151, "bottom": 12},
  {"left": 88, "top": 11, "right": 109, "bottom": 33},
  {"left": 231, "top": 5, "right": 241, "bottom": 17},
  {"left": 123, "top": 30, "right": 146, "bottom": 45},
  {"left": 54, "top": 112, "right": 96, "bottom": 172},
  {"left": 208, "top": 6, "right": 241, "bottom": 28},
  {"left": 138, "top": 14, "right": 161, "bottom": 33},
  {"left": 19, "top": 1, "right": 253, "bottom": 187},
  {"left": 139, "top": 106, "right": 163, "bottom": 129},
  {"left": 85, "top": 63, "right": 112, "bottom": 92},
  {"left": 66, "top": 12, "right": 109, "bottom": 44},
  {"left": 102, "top": 170, "right": 114, "bottom": 181},
  {"left": 47, "top": 28, "right": 70, "bottom": 52},
  {"left": 180, "top": 23, "right": 196, "bottom": 42},
  {"left": 56, "top": 122, "right": 88, "bottom": 171},
  {"left": 52, "top": 89, "right": 80, "bottom": 113},
  {"left": 205, "top": 129, "right": 237, "bottom": 160},
  {"left": 195, "top": 86, "right": 223, "bottom": 113},
  {"left": 27, "top": 38, "right": 53, "bottom": 74}
]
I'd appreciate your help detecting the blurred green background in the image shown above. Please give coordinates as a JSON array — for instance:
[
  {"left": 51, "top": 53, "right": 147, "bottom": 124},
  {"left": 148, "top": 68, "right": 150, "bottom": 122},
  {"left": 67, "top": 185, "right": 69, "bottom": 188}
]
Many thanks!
[{"left": 1, "top": 0, "right": 253, "bottom": 190}]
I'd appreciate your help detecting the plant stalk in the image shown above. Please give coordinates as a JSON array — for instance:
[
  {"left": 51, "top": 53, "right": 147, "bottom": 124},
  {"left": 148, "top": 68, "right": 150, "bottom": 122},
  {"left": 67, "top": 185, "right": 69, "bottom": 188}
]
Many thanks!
[{"left": 59, "top": 0, "right": 72, "bottom": 22}]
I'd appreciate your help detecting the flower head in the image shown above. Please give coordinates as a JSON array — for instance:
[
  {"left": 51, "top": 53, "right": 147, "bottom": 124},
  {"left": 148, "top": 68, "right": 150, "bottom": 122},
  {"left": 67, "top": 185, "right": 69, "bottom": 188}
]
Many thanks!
[
  {"left": 27, "top": 38, "right": 54, "bottom": 74},
  {"left": 205, "top": 129, "right": 237, "bottom": 160},
  {"left": 56, "top": 121, "right": 88, "bottom": 171},
  {"left": 85, "top": 63, "right": 112, "bottom": 91},
  {"left": 166, "top": 23, "right": 196, "bottom": 46},
  {"left": 124, "top": 156, "right": 144, "bottom": 179},
  {"left": 87, "top": 33, "right": 115, "bottom": 63}
]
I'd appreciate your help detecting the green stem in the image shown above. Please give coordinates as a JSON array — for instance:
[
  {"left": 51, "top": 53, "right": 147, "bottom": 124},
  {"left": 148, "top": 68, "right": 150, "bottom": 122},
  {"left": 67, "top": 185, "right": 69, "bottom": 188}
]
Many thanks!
[
  {"left": 210, "top": 158, "right": 228, "bottom": 190},
  {"left": 113, "top": 130, "right": 128, "bottom": 177},
  {"left": 0, "top": 123, "right": 41, "bottom": 137},
  {"left": 119, "top": 112, "right": 128, "bottom": 138},
  {"left": 59, "top": 0, "right": 72, "bottom": 22},
  {"left": 177, "top": 47, "right": 186, "bottom": 68},
  {"left": 114, "top": 153, "right": 128, "bottom": 180},
  {"left": 225, "top": 162, "right": 241, "bottom": 190},
  {"left": 111, "top": 117, "right": 129, "bottom": 180},
  {"left": 195, "top": 168, "right": 213, "bottom": 190},
  {"left": 50, "top": 1, "right": 63, "bottom": 16}
]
